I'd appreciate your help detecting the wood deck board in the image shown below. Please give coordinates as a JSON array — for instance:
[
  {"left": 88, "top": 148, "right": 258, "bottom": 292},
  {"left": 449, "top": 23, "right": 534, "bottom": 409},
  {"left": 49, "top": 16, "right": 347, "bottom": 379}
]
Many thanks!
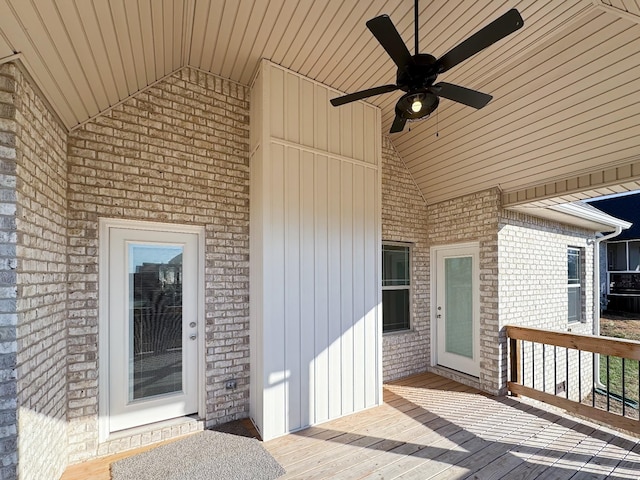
[
  {"left": 62, "top": 372, "right": 640, "bottom": 480},
  {"left": 267, "top": 373, "right": 640, "bottom": 480}
]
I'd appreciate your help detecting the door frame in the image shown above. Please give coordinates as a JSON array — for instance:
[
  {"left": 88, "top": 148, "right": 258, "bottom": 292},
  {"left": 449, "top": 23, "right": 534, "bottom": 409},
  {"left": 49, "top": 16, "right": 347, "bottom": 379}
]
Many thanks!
[
  {"left": 98, "top": 218, "right": 205, "bottom": 441},
  {"left": 430, "top": 242, "right": 480, "bottom": 377}
]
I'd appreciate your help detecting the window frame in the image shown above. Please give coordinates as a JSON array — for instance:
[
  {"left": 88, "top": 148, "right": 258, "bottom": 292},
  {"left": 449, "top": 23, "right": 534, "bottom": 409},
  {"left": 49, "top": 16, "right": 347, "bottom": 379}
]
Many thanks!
[
  {"left": 607, "top": 240, "right": 640, "bottom": 272},
  {"left": 382, "top": 241, "right": 412, "bottom": 334},
  {"left": 567, "top": 247, "right": 583, "bottom": 324}
]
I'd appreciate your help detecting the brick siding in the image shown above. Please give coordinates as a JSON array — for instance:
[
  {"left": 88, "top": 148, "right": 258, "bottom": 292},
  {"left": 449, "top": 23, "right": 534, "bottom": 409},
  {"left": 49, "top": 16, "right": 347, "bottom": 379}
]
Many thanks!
[
  {"left": 0, "top": 62, "right": 69, "bottom": 480},
  {"left": 381, "top": 137, "right": 429, "bottom": 381},
  {"left": 427, "top": 189, "right": 501, "bottom": 393},
  {"left": 66, "top": 67, "right": 250, "bottom": 461},
  {"left": 499, "top": 208, "right": 594, "bottom": 399},
  {"left": 0, "top": 63, "right": 18, "bottom": 480}
]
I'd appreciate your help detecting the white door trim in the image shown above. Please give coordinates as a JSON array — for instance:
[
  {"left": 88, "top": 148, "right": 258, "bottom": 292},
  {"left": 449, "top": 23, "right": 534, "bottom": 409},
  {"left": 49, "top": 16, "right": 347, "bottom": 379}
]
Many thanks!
[
  {"left": 430, "top": 242, "right": 480, "bottom": 377},
  {"left": 98, "top": 218, "right": 205, "bottom": 441}
]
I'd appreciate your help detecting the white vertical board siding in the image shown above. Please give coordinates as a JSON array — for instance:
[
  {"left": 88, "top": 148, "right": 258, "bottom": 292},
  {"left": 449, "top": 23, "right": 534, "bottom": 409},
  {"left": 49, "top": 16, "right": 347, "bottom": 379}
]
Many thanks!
[
  {"left": 249, "top": 69, "right": 264, "bottom": 433},
  {"left": 250, "top": 60, "right": 381, "bottom": 440}
]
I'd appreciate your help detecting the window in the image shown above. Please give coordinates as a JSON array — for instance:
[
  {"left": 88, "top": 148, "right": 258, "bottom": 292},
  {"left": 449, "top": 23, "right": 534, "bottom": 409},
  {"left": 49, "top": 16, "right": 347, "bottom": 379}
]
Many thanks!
[
  {"left": 607, "top": 241, "right": 640, "bottom": 271},
  {"left": 608, "top": 242, "right": 628, "bottom": 271},
  {"left": 382, "top": 243, "right": 411, "bottom": 332},
  {"left": 568, "top": 247, "right": 582, "bottom": 323}
]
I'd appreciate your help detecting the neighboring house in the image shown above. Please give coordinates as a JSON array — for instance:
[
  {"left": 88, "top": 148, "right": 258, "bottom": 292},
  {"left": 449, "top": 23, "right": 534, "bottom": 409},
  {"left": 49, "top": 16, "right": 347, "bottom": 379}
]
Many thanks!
[
  {"left": 589, "top": 193, "right": 640, "bottom": 313},
  {"left": 0, "top": 3, "right": 639, "bottom": 480}
]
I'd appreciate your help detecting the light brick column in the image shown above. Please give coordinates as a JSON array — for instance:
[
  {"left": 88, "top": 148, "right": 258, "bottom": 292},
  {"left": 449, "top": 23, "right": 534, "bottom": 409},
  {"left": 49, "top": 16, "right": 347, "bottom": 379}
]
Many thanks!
[{"left": 0, "top": 62, "right": 18, "bottom": 480}]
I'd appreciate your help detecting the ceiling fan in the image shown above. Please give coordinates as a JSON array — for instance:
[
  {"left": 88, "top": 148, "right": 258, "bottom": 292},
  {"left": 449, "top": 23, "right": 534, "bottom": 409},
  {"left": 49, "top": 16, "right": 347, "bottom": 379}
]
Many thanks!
[{"left": 330, "top": 1, "right": 524, "bottom": 133}]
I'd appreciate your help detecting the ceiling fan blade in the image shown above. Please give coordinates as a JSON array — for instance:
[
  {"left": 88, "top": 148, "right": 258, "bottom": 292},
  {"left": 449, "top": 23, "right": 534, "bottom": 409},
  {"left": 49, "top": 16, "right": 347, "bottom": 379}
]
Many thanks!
[
  {"left": 436, "top": 9, "right": 524, "bottom": 74},
  {"left": 432, "top": 82, "right": 492, "bottom": 109},
  {"left": 330, "top": 84, "right": 399, "bottom": 106},
  {"left": 366, "top": 15, "right": 413, "bottom": 69},
  {"left": 390, "top": 115, "right": 407, "bottom": 133}
]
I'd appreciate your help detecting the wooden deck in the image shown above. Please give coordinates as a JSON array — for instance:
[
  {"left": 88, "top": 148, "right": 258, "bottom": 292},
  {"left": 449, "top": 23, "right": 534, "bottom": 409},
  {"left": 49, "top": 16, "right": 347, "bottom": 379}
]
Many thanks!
[
  {"left": 62, "top": 372, "right": 640, "bottom": 479},
  {"left": 264, "top": 372, "right": 640, "bottom": 479}
]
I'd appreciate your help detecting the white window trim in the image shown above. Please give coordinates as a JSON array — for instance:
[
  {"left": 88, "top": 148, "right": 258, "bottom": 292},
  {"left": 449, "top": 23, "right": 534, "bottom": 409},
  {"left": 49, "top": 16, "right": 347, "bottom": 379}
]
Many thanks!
[
  {"left": 382, "top": 241, "right": 412, "bottom": 334},
  {"left": 568, "top": 247, "right": 583, "bottom": 324}
]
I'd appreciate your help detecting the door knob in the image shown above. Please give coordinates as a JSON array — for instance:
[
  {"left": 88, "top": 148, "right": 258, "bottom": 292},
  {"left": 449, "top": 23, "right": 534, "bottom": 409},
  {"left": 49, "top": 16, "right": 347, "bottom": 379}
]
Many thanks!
[{"left": 189, "top": 334, "right": 197, "bottom": 341}]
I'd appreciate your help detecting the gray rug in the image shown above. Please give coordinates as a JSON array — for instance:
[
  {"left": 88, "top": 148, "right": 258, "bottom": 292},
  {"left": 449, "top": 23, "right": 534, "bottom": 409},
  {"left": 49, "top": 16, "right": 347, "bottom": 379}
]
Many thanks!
[{"left": 111, "top": 430, "right": 285, "bottom": 480}]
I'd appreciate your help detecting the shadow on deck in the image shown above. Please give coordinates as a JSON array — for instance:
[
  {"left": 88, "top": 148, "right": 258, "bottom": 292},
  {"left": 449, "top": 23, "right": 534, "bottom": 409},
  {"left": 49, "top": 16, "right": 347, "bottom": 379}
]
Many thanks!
[{"left": 264, "top": 372, "right": 640, "bottom": 479}]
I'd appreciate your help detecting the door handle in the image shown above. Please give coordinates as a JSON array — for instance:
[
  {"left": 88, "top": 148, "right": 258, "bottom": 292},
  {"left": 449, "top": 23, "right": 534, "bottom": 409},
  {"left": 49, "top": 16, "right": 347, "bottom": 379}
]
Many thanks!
[{"left": 189, "top": 334, "right": 197, "bottom": 341}]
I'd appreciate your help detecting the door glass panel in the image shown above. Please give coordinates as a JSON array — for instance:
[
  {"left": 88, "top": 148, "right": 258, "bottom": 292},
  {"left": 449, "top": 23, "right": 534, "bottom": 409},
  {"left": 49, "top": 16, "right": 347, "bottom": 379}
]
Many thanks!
[
  {"left": 129, "top": 244, "right": 184, "bottom": 400},
  {"left": 445, "top": 257, "right": 473, "bottom": 358}
]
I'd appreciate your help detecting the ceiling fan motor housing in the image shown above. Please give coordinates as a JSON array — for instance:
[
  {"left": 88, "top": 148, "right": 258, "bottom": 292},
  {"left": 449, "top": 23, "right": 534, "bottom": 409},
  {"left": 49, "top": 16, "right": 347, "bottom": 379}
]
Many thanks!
[{"left": 396, "top": 53, "right": 438, "bottom": 91}]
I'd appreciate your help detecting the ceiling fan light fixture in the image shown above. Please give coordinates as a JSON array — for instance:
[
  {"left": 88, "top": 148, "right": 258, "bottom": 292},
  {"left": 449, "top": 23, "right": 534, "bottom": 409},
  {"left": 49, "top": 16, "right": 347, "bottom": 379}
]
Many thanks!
[{"left": 396, "top": 91, "right": 439, "bottom": 120}]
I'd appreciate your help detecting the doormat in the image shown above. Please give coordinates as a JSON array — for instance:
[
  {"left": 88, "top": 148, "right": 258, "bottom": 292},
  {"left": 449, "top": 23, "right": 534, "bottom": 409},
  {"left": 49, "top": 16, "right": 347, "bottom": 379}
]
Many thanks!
[{"left": 111, "top": 430, "right": 285, "bottom": 480}]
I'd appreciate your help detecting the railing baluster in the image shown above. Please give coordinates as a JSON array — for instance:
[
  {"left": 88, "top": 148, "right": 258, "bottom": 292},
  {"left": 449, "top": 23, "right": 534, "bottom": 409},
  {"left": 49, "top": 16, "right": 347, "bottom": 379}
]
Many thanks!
[
  {"left": 521, "top": 339, "right": 525, "bottom": 388},
  {"left": 578, "top": 349, "right": 581, "bottom": 403},
  {"left": 592, "top": 352, "right": 596, "bottom": 408},
  {"left": 532, "top": 341, "right": 535, "bottom": 390},
  {"left": 554, "top": 346, "right": 557, "bottom": 395},
  {"left": 606, "top": 355, "right": 610, "bottom": 412},
  {"left": 542, "top": 344, "right": 546, "bottom": 393},
  {"left": 622, "top": 358, "right": 626, "bottom": 418},
  {"left": 566, "top": 348, "right": 569, "bottom": 400}
]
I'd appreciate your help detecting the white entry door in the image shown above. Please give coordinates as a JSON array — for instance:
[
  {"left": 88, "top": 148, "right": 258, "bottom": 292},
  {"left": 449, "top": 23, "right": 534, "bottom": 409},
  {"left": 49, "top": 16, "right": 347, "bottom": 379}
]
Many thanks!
[
  {"left": 434, "top": 243, "right": 480, "bottom": 377},
  {"left": 106, "top": 222, "right": 202, "bottom": 432}
]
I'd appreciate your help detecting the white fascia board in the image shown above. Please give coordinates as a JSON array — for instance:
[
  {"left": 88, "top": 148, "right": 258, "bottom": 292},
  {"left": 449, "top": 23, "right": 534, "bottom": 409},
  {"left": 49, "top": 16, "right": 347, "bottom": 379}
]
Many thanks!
[{"left": 549, "top": 202, "right": 632, "bottom": 231}]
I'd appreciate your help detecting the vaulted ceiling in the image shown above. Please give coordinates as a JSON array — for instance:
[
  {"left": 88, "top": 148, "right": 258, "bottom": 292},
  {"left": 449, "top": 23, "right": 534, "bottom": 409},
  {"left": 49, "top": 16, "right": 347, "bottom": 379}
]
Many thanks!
[{"left": 1, "top": 0, "right": 640, "bottom": 206}]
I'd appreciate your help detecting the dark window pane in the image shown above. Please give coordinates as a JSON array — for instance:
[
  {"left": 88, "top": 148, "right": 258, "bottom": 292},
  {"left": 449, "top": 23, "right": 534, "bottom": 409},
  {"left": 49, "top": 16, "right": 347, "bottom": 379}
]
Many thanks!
[
  {"left": 568, "top": 249, "right": 580, "bottom": 284},
  {"left": 382, "top": 289, "right": 410, "bottom": 332},
  {"left": 608, "top": 243, "right": 627, "bottom": 271},
  {"left": 383, "top": 245, "right": 409, "bottom": 286},
  {"left": 568, "top": 286, "right": 581, "bottom": 323},
  {"left": 630, "top": 242, "right": 640, "bottom": 271}
]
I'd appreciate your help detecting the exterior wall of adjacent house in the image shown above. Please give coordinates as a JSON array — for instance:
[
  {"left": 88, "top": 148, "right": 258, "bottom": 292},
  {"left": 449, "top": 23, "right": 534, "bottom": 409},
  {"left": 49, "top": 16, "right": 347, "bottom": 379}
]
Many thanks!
[
  {"left": 381, "top": 137, "right": 429, "bottom": 381},
  {"left": 499, "top": 209, "right": 595, "bottom": 400},
  {"left": 66, "top": 67, "right": 251, "bottom": 461}
]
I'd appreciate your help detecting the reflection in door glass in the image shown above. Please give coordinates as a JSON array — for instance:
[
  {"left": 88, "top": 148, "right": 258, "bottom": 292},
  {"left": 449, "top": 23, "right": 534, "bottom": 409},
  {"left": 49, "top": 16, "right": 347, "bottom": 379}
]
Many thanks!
[{"left": 129, "top": 244, "right": 184, "bottom": 400}]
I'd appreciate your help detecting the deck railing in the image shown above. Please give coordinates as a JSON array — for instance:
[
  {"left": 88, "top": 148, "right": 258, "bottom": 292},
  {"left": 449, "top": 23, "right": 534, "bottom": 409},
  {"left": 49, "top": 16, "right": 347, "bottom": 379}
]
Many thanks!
[{"left": 506, "top": 325, "right": 640, "bottom": 435}]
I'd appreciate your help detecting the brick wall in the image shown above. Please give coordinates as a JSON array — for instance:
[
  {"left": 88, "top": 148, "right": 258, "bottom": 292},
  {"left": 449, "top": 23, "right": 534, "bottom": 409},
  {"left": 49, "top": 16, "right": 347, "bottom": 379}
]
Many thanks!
[
  {"left": 66, "top": 67, "right": 250, "bottom": 461},
  {"left": 381, "top": 137, "right": 429, "bottom": 381},
  {"left": 0, "top": 63, "right": 18, "bottom": 480},
  {"left": 13, "top": 63, "right": 69, "bottom": 480},
  {"left": 427, "top": 189, "right": 501, "bottom": 393},
  {"left": 499, "top": 209, "right": 594, "bottom": 399},
  {"left": 0, "top": 62, "right": 70, "bottom": 480},
  {"left": 424, "top": 190, "right": 596, "bottom": 395}
]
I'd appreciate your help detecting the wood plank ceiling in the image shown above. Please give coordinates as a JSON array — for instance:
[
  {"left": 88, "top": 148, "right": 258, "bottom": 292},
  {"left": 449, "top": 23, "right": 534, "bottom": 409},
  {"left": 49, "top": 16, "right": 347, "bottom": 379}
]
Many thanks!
[{"left": 0, "top": 0, "right": 639, "bottom": 206}]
